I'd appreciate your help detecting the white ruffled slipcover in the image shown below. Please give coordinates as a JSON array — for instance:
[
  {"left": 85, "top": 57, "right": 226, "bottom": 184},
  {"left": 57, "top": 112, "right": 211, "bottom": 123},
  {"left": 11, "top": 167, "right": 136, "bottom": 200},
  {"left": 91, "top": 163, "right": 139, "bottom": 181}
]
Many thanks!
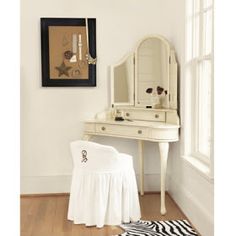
[{"left": 67, "top": 140, "right": 141, "bottom": 228}]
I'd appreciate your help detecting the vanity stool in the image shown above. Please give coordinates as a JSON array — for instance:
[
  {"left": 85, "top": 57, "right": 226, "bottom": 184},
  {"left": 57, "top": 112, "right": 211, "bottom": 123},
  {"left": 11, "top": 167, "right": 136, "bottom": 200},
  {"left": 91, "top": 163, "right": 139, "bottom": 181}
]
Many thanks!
[{"left": 67, "top": 140, "right": 141, "bottom": 228}]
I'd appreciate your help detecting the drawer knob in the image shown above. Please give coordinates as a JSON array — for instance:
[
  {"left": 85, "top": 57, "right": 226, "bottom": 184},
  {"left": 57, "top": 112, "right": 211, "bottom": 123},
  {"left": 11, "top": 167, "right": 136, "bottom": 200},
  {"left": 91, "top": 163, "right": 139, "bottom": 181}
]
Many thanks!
[
  {"left": 155, "top": 114, "right": 159, "bottom": 118},
  {"left": 101, "top": 126, "right": 106, "bottom": 131},
  {"left": 138, "top": 130, "right": 142, "bottom": 134},
  {"left": 126, "top": 112, "right": 130, "bottom": 117}
]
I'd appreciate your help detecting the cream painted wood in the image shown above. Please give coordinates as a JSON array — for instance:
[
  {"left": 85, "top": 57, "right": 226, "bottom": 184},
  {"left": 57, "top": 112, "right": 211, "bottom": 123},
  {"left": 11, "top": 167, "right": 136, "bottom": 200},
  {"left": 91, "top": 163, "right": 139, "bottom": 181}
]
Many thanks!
[
  {"left": 83, "top": 108, "right": 180, "bottom": 215},
  {"left": 96, "top": 123, "right": 149, "bottom": 138},
  {"left": 158, "top": 142, "right": 169, "bottom": 215},
  {"left": 138, "top": 140, "right": 144, "bottom": 195},
  {"left": 122, "top": 108, "right": 166, "bottom": 122},
  {"left": 150, "top": 128, "right": 178, "bottom": 140},
  {"left": 169, "top": 50, "right": 178, "bottom": 109},
  {"left": 83, "top": 118, "right": 178, "bottom": 214},
  {"left": 111, "top": 35, "right": 178, "bottom": 110},
  {"left": 84, "top": 119, "right": 179, "bottom": 142},
  {"left": 83, "top": 35, "right": 180, "bottom": 215},
  {"left": 82, "top": 134, "right": 92, "bottom": 141},
  {"left": 166, "top": 110, "right": 180, "bottom": 124},
  {"left": 84, "top": 123, "right": 96, "bottom": 133}
]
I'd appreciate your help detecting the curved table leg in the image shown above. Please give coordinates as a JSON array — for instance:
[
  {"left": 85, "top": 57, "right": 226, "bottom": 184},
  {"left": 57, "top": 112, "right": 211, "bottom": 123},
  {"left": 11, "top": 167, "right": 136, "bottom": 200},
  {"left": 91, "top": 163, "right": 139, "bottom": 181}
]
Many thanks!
[
  {"left": 138, "top": 140, "right": 144, "bottom": 195},
  {"left": 158, "top": 142, "right": 169, "bottom": 215}
]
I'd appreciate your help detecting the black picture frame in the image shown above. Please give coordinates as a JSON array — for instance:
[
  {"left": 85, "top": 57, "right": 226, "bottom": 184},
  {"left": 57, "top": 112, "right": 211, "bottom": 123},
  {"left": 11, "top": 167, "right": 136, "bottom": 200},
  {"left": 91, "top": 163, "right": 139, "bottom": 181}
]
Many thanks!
[{"left": 41, "top": 18, "right": 96, "bottom": 87}]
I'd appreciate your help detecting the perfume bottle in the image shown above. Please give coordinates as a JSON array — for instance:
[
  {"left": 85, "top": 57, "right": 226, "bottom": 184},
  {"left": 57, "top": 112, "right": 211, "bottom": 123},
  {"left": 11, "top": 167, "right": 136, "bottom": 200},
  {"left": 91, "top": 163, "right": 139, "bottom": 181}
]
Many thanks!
[{"left": 150, "top": 91, "right": 161, "bottom": 108}]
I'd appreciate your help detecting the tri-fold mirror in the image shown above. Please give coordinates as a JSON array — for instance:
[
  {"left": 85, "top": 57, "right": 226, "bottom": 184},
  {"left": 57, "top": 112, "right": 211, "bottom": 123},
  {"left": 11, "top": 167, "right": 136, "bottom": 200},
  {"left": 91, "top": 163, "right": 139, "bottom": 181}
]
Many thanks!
[{"left": 111, "top": 35, "right": 178, "bottom": 109}]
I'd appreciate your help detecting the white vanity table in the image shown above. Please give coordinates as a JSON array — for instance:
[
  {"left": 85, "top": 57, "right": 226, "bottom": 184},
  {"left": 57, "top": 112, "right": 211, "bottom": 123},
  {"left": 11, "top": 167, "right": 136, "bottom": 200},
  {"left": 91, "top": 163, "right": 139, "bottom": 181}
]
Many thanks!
[{"left": 83, "top": 36, "right": 180, "bottom": 215}]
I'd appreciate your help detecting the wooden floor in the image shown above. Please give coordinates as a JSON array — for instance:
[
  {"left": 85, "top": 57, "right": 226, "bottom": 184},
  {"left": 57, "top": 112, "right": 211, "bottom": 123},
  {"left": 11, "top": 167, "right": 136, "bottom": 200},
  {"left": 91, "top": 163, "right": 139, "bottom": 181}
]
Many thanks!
[{"left": 21, "top": 193, "right": 188, "bottom": 236}]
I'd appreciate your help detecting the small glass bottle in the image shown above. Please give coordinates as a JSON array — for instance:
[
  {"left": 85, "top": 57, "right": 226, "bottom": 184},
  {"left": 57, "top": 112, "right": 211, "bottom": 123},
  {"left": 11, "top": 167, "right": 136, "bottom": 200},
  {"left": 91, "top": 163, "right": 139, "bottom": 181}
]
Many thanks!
[{"left": 150, "top": 91, "right": 161, "bottom": 108}]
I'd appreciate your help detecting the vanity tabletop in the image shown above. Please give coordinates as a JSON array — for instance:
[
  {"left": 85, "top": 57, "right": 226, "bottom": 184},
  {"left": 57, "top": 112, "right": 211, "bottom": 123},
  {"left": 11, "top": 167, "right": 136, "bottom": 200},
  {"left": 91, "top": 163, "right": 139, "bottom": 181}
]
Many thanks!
[{"left": 85, "top": 119, "right": 180, "bottom": 129}]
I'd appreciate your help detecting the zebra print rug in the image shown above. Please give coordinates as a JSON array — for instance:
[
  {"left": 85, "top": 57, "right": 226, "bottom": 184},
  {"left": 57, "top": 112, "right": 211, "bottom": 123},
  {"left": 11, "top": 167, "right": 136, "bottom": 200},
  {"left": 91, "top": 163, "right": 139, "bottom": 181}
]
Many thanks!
[{"left": 116, "top": 220, "right": 198, "bottom": 236}]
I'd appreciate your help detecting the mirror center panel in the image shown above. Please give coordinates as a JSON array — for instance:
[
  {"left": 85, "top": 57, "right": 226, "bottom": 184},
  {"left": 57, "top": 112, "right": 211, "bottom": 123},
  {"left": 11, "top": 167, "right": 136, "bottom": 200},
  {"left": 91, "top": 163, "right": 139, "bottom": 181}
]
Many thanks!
[{"left": 136, "top": 38, "right": 169, "bottom": 108}]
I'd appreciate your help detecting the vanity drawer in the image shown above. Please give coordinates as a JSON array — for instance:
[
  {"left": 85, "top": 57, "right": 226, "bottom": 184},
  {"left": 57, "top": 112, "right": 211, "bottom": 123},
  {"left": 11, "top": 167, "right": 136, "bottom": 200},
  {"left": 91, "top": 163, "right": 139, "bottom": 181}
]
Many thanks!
[
  {"left": 96, "top": 124, "right": 148, "bottom": 138},
  {"left": 84, "top": 123, "right": 96, "bottom": 133},
  {"left": 123, "top": 110, "right": 165, "bottom": 122},
  {"left": 151, "top": 128, "right": 179, "bottom": 140}
]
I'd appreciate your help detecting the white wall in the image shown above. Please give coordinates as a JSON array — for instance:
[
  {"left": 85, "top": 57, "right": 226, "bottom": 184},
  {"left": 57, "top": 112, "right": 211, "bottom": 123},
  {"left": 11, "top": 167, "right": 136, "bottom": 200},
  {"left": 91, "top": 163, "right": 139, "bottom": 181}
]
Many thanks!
[
  {"left": 20, "top": 0, "right": 181, "bottom": 193},
  {"left": 165, "top": 2, "right": 214, "bottom": 235},
  {"left": 169, "top": 157, "right": 214, "bottom": 236}
]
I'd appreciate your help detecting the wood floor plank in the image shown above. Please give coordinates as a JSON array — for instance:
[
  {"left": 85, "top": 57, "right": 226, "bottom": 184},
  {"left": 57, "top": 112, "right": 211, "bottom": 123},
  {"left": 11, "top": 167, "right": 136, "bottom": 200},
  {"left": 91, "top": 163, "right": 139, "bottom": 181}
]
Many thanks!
[
  {"left": 30, "top": 197, "right": 57, "bottom": 236},
  {"left": 21, "top": 193, "right": 189, "bottom": 236},
  {"left": 71, "top": 224, "right": 91, "bottom": 236},
  {"left": 140, "top": 193, "right": 184, "bottom": 221},
  {"left": 20, "top": 198, "right": 33, "bottom": 233},
  {"left": 21, "top": 197, "right": 41, "bottom": 236},
  {"left": 53, "top": 196, "right": 72, "bottom": 234}
]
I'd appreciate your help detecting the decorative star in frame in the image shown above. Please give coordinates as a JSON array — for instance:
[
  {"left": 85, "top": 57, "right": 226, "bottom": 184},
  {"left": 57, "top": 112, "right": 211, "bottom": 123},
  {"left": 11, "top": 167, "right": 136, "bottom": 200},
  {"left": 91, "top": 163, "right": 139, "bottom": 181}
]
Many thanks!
[{"left": 55, "top": 62, "right": 72, "bottom": 77}]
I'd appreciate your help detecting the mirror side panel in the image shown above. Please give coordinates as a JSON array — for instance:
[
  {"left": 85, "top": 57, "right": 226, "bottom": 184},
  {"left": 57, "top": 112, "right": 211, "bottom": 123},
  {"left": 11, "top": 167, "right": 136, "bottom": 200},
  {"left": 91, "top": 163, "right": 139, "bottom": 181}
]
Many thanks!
[{"left": 111, "top": 53, "right": 134, "bottom": 106}]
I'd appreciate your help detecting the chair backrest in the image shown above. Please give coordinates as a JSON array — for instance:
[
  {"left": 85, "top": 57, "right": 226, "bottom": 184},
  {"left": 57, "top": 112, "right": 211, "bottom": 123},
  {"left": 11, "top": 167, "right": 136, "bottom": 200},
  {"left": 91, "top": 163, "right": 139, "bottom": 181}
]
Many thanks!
[{"left": 70, "top": 140, "right": 121, "bottom": 172}]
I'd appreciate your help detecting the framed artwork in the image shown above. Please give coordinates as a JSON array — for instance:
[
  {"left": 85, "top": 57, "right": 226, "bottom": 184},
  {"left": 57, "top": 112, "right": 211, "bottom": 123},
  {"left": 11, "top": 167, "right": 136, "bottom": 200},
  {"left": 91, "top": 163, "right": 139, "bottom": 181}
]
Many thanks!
[{"left": 41, "top": 18, "right": 96, "bottom": 87}]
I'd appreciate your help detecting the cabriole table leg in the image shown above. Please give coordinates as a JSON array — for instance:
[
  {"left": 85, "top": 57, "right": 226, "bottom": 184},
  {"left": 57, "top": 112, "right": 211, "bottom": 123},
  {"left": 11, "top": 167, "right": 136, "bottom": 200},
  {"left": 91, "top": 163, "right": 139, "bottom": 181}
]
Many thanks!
[
  {"left": 158, "top": 142, "right": 169, "bottom": 215},
  {"left": 138, "top": 140, "right": 144, "bottom": 195}
]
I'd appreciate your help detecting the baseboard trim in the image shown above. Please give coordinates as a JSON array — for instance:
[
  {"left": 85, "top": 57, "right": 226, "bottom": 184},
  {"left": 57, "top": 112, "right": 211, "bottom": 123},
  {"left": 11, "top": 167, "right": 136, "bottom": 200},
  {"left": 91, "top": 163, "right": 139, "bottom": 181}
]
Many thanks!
[
  {"left": 20, "top": 192, "right": 70, "bottom": 198},
  {"left": 20, "top": 191, "right": 161, "bottom": 198},
  {"left": 20, "top": 175, "right": 72, "bottom": 194},
  {"left": 167, "top": 193, "right": 201, "bottom": 236},
  {"left": 169, "top": 177, "right": 213, "bottom": 236},
  {"left": 21, "top": 173, "right": 168, "bottom": 194}
]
